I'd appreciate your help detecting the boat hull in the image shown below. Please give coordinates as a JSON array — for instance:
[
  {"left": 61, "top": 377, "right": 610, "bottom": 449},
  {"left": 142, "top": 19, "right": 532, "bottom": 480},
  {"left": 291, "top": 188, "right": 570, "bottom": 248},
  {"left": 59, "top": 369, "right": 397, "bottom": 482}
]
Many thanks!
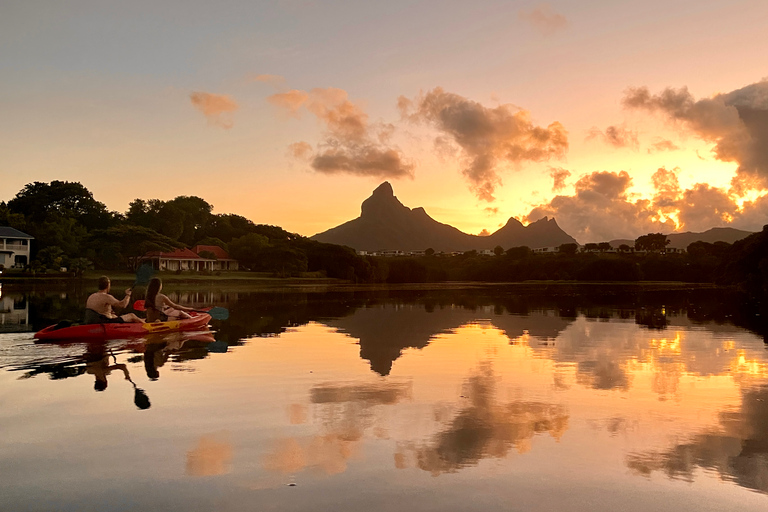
[{"left": 34, "top": 313, "right": 211, "bottom": 341}]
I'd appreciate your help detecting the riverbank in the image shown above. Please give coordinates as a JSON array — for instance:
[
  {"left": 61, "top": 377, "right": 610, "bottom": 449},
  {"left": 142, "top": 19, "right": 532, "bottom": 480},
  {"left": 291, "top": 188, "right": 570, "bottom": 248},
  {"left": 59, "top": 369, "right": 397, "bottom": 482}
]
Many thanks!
[{"left": 0, "top": 269, "right": 728, "bottom": 293}]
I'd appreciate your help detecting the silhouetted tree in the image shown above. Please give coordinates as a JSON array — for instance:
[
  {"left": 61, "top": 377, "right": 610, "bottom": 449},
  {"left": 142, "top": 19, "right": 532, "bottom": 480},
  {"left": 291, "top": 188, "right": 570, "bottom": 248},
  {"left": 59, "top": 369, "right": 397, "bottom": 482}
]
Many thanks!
[
  {"left": 598, "top": 242, "right": 612, "bottom": 252},
  {"left": 584, "top": 243, "right": 599, "bottom": 252},
  {"left": 635, "top": 233, "right": 669, "bottom": 252},
  {"left": 229, "top": 233, "right": 270, "bottom": 270},
  {"left": 493, "top": 245, "right": 504, "bottom": 256},
  {"left": 87, "top": 225, "right": 181, "bottom": 270},
  {"left": 506, "top": 246, "right": 532, "bottom": 260},
  {"left": 558, "top": 243, "right": 578, "bottom": 256},
  {"left": 425, "top": 247, "right": 435, "bottom": 257}
]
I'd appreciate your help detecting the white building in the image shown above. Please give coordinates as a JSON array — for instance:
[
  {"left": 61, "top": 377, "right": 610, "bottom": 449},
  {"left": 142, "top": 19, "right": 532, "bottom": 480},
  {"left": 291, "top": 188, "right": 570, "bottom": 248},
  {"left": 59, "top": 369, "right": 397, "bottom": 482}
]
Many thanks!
[{"left": 0, "top": 227, "right": 33, "bottom": 269}]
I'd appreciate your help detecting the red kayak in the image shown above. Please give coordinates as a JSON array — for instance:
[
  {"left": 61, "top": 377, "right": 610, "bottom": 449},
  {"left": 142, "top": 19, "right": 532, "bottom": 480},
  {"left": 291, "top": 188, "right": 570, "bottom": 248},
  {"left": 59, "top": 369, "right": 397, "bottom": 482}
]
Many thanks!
[{"left": 34, "top": 312, "right": 211, "bottom": 341}]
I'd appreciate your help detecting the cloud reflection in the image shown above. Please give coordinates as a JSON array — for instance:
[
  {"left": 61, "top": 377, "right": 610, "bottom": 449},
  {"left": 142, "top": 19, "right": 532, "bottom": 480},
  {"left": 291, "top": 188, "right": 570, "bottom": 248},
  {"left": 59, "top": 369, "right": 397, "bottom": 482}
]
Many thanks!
[
  {"left": 263, "top": 381, "right": 411, "bottom": 476},
  {"left": 395, "top": 361, "right": 568, "bottom": 475},
  {"left": 186, "top": 434, "right": 233, "bottom": 477},
  {"left": 626, "top": 386, "right": 768, "bottom": 494}
]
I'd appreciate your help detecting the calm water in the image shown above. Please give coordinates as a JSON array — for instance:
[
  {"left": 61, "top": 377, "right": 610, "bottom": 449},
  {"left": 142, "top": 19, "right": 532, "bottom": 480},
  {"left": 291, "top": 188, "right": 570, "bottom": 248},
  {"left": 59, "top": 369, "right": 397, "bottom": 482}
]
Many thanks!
[{"left": 1, "top": 283, "right": 767, "bottom": 511}]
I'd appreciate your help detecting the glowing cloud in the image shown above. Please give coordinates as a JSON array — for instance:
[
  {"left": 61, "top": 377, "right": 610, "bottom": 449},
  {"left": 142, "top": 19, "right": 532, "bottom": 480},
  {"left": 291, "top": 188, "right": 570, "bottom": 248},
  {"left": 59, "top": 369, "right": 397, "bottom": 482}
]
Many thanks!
[
  {"left": 549, "top": 167, "right": 571, "bottom": 192},
  {"left": 271, "top": 87, "right": 414, "bottom": 179},
  {"left": 518, "top": 3, "right": 568, "bottom": 35},
  {"left": 623, "top": 80, "right": 768, "bottom": 192},
  {"left": 528, "top": 167, "right": 768, "bottom": 242},
  {"left": 399, "top": 87, "right": 568, "bottom": 201},
  {"left": 647, "top": 139, "right": 680, "bottom": 153},
  {"left": 189, "top": 91, "right": 238, "bottom": 129}
]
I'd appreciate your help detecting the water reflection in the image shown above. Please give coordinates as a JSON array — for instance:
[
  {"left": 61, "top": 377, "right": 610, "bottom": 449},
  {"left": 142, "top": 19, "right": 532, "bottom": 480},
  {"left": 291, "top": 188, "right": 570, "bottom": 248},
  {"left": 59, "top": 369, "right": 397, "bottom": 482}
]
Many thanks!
[
  {"left": 627, "top": 386, "right": 768, "bottom": 493},
  {"left": 264, "top": 381, "right": 412, "bottom": 476},
  {"left": 186, "top": 434, "right": 233, "bottom": 477},
  {"left": 2, "top": 284, "right": 768, "bottom": 508},
  {"left": 395, "top": 361, "right": 568, "bottom": 475}
]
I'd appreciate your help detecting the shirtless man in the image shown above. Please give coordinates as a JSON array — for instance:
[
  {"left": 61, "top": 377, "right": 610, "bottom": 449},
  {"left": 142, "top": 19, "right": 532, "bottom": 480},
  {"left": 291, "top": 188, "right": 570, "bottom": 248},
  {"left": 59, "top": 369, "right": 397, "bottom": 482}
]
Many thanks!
[{"left": 84, "top": 276, "right": 144, "bottom": 324}]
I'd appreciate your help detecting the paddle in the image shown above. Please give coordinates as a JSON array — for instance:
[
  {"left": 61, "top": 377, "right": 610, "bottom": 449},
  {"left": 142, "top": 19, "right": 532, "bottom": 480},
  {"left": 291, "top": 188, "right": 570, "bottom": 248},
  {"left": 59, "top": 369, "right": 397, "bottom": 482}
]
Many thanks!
[
  {"left": 132, "top": 301, "right": 229, "bottom": 320},
  {"left": 132, "top": 263, "right": 154, "bottom": 290}
]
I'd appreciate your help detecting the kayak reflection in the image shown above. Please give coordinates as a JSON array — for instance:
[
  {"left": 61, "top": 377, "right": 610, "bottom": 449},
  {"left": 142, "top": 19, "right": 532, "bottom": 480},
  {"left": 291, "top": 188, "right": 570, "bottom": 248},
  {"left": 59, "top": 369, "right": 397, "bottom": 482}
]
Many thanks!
[{"left": 143, "top": 331, "right": 216, "bottom": 380}]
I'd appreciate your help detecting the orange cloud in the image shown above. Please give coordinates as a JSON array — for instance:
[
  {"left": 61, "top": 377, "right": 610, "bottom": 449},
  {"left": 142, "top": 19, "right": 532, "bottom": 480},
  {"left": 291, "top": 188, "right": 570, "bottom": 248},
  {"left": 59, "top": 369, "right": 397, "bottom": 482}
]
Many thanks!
[
  {"left": 528, "top": 167, "right": 768, "bottom": 242},
  {"left": 400, "top": 87, "right": 568, "bottom": 201},
  {"left": 519, "top": 3, "right": 568, "bottom": 35},
  {"left": 647, "top": 138, "right": 680, "bottom": 153},
  {"left": 268, "top": 89, "right": 309, "bottom": 118},
  {"left": 189, "top": 91, "right": 238, "bottom": 129},
  {"left": 288, "top": 141, "right": 313, "bottom": 160},
  {"left": 549, "top": 167, "right": 571, "bottom": 192},
  {"left": 252, "top": 74, "right": 286, "bottom": 87},
  {"left": 623, "top": 80, "right": 768, "bottom": 193},
  {"left": 271, "top": 87, "right": 414, "bottom": 179}
]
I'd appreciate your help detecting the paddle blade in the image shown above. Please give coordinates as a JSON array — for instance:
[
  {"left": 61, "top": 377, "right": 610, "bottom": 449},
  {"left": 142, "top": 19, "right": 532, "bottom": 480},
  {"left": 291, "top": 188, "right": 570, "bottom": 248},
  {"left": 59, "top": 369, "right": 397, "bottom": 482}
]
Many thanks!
[
  {"left": 134, "top": 264, "right": 154, "bottom": 288},
  {"left": 133, "top": 300, "right": 146, "bottom": 311},
  {"left": 207, "top": 307, "right": 229, "bottom": 320}
]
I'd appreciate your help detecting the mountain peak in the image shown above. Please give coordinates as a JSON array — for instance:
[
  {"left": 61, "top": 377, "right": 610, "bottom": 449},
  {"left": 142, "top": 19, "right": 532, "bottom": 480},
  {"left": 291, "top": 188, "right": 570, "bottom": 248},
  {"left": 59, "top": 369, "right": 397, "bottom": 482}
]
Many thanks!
[
  {"left": 372, "top": 181, "right": 394, "bottom": 197},
  {"left": 361, "top": 181, "right": 407, "bottom": 218},
  {"left": 313, "top": 184, "right": 578, "bottom": 251}
]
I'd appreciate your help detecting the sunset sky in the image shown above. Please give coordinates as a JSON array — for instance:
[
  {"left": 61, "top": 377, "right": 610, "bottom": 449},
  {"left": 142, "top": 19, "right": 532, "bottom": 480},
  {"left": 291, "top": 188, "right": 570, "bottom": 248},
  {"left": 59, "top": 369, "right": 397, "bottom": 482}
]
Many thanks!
[{"left": 2, "top": 0, "right": 767, "bottom": 242}]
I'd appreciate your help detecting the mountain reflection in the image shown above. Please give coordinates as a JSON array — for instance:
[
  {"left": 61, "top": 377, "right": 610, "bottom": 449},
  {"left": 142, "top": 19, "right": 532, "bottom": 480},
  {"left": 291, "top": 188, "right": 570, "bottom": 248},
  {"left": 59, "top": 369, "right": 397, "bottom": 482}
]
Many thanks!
[
  {"left": 395, "top": 361, "right": 569, "bottom": 475},
  {"left": 627, "top": 386, "right": 768, "bottom": 494},
  {"left": 324, "top": 305, "right": 574, "bottom": 376}
]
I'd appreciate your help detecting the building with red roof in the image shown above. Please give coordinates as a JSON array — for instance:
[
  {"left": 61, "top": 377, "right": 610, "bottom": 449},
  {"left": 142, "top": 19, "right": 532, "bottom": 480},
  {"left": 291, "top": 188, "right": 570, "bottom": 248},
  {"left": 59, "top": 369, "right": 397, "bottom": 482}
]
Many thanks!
[
  {"left": 191, "top": 245, "right": 239, "bottom": 271},
  {"left": 143, "top": 245, "right": 239, "bottom": 272}
]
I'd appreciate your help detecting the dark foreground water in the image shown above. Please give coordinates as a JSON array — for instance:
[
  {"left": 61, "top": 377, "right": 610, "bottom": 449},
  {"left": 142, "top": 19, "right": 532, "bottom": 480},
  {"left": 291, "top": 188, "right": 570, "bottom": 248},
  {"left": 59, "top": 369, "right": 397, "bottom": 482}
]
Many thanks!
[{"left": 1, "top": 283, "right": 767, "bottom": 511}]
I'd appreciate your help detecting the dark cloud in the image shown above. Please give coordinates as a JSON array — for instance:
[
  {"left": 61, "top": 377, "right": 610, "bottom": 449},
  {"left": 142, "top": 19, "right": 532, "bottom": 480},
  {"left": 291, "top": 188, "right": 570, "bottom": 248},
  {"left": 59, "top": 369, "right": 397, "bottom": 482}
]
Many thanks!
[
  {"left": 623, "top": 80, "right": 768, "bottom": 192},
  {"left": 189, "top": 91, "right": 238, "bottom": 129},
  {"left": 270, "top": 87, "right": 414, "bottom": 179},
  {"left": 549, "top": 167, "right": 571, "bottom": 192},
  {"left": 399, "top": 87, "right": 568, "bottom": 201},
  {"left": 518, "top": 3, "right": 568, "bottom": 35},
  {"left": 587, "top": 125, "right": 639, "bottom": 149}
]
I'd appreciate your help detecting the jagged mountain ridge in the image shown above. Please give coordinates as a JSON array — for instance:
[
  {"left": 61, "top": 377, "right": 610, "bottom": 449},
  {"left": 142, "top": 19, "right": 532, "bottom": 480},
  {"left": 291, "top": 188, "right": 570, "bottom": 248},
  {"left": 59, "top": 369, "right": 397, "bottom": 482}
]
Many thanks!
[
  {"left": 311, "top": 182, "right": 578, "bottom": 251},
  {"left": 610, "top": 227, "right": 755, "bottom": 250}
]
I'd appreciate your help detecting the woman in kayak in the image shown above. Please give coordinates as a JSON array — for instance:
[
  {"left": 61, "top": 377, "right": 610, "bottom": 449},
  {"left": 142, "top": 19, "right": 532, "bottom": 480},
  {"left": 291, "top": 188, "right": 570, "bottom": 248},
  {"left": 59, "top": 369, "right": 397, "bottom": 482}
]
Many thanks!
[{"left": 144, "top": 277, "right": 196, "bottom": 322}]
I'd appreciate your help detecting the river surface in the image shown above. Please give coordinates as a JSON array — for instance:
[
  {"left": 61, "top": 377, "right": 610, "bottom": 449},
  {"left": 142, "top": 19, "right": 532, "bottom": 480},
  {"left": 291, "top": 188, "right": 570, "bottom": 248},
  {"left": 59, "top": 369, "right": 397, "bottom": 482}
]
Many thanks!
[{"left": 1, "top": 282, "right": 767, "bottom": 511}]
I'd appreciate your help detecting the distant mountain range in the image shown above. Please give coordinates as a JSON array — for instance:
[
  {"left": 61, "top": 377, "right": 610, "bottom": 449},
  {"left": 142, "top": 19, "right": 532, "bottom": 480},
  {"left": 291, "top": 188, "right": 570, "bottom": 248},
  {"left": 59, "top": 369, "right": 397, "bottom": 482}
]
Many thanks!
[
  {"left": 311, "top": 182, "right": 577, "bottom": 251},
  {"left": 610, "top": 227, "right": 755, "bottom": 250}
]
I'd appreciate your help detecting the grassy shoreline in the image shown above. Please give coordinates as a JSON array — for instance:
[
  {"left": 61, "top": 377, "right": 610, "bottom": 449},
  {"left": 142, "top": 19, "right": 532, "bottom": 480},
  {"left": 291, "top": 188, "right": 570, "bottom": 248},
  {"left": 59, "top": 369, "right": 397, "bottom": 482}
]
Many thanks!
[{"left": 0, "top": 270, "right": 726, "bottom": 293}]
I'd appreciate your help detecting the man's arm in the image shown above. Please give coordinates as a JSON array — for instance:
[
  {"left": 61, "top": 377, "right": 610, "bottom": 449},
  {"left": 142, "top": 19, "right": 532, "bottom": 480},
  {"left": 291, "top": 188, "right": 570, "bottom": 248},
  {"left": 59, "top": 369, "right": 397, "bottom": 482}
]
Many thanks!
[{"left": 111, "top": 289, "right": 132, "bottom": 310}]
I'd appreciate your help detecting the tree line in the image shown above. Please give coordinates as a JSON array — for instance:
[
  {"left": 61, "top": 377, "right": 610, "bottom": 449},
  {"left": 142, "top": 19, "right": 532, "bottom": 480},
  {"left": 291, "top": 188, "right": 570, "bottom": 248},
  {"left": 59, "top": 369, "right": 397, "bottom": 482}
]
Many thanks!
[
  {"left": 373, "top": 227, "right": 768, "bottom": 297},
  {"left": 0, "top": 181, "right": 371, "bottom": 280}
]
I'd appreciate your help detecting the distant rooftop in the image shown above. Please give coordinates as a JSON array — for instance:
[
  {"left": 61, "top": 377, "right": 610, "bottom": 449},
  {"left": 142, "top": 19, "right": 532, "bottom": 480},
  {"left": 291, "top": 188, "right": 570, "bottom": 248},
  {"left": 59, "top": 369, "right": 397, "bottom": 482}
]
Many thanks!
[{"left": 0, "top": 227, "right": 34, "bottom": 239}]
